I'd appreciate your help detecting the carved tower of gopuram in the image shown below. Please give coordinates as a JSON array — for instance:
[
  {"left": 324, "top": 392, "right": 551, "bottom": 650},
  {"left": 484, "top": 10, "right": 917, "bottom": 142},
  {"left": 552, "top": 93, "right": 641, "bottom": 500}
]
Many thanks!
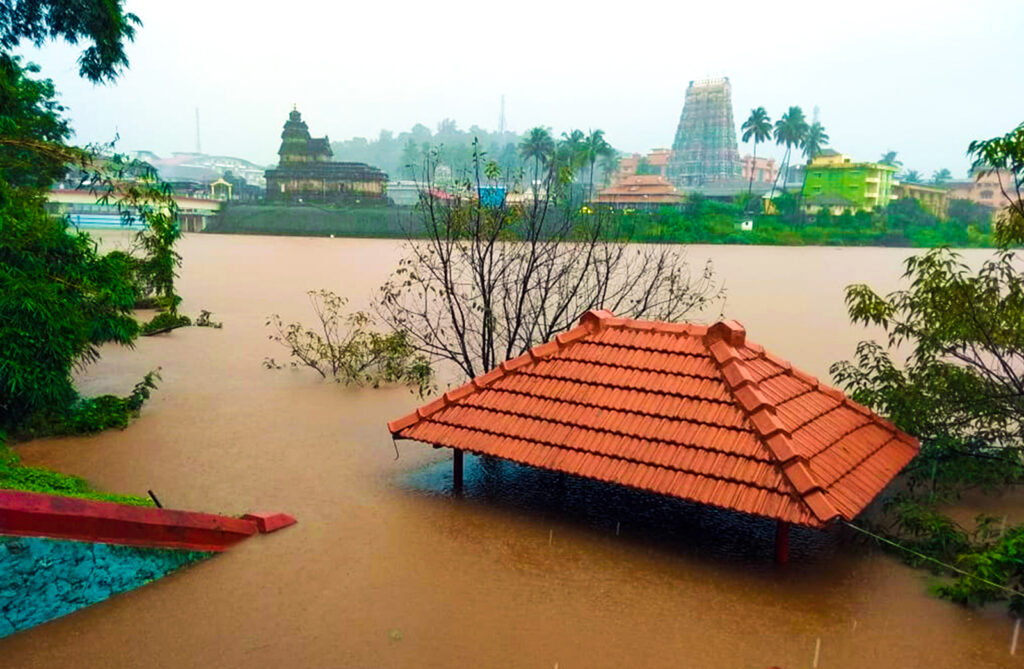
[{"left": 666, "top": 77, "right": 743, "bottom": 189}]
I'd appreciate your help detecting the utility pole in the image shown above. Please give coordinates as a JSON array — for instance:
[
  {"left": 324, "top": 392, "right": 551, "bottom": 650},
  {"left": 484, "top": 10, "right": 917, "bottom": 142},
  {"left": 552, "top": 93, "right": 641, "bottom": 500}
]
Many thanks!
[
  {"left": 499, "top": 95, "right": 506, "bottom": 136},
  {"left": 195, "top": 108, "right": 202, "bottom": 154}
]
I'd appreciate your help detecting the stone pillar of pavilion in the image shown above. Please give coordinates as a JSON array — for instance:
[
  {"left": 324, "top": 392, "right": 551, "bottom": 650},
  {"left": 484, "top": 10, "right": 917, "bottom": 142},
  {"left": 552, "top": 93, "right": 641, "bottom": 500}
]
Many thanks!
[
  {"left": 453, "top": 450, "right": 464, "bottom": 494},
  {"left": 775, "top": 521, "right": 790, "bottom": 565}
]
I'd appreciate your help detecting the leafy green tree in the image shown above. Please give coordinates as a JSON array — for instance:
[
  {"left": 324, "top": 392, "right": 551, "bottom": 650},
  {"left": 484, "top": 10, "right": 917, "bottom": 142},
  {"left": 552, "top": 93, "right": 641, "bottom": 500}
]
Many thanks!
[
  {"left": 834, "top": 247, "right": 1024, "bottom": 452},
  {"left": 0, "top": 180, "right": 140, "bottom": 430},
  {"left": 770, "top": 106, "right": 808, "bottom": 197},
  {"left": 398, "top": 138, "right": 420, "bottom": 179},
  {"left": 801, "top": 121, "right": 829, "bottom": 161},
  {"left": 932, "top": 168, "right": 952, "bottom": 185},
  {"left": 265, "top": 290, "right": 433, "bottom": 397},
  {"left": 968, "top": 122, "right": 1024, "bottom": 246},
  {"left": 635, "top": 157, "right": 657, "bottom": 175},
  {"left": 0, "top": 1, "right": 182, "bottom": 435},
  {"left": 0, "top": 0, "right": 139, "bottom": 83},
  {"left": 741, "top": 107, "right": 772, "bottom": 196},
  {"left": 830, "top": 125, "right": 1024, "bottom": 614},
  {"left": 0, "top": 55, "right": 72, "bottom": 187},
  {"left": 948, "top": 198, "right": 993, "bottom": 231}
]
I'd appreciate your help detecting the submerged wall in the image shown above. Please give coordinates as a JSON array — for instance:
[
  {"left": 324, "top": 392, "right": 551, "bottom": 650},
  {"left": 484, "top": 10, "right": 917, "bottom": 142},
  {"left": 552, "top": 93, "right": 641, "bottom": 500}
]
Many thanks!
[
  {"left": 206, "top": 203, "right": 423, "bottom": 237},
  {"left": 0, "top": 490, "right": 295, "bottom": 639},
  {"left": 0, "top": 536, "right": 208, "bottom": 638}
]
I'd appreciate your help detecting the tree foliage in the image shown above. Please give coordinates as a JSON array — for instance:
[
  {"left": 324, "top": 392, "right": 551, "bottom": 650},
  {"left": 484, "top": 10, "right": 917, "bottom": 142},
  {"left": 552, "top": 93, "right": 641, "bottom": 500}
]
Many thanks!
[
  {"left": 265, "top": 290, "right": 433, "bottom": 397},
  {"left": 831, "top": 125, "right": 1024, "bottom": 613},
  {"left": 377, "top": 141, "right": 722, "bottom": 382},
  {"left": 0, "top": 0, "right": 139, "bottom": 83},
  {"left": 770, "top": 106, "right": 808, "bottom": 196},
  {"left": 0, "top": 5, "right": 181, "bottom": 436},
  {"left": 741, "top": 107, "right": 772, "bottom": 196},
  {"left": 0, "top": 182, "right": 140, "bottom": 429},
  {"left": 833, "top": 248, "right": 1024, "bottom": 475},
  {"left": 968, "top": 122, "right": 1024, "bottom": 247}
]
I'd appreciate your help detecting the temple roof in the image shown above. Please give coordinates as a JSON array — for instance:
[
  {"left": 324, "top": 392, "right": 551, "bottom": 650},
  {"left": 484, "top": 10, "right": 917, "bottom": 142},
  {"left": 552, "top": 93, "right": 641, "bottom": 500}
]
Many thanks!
[
  {"left": 389, "top": 310, "right": 919, "bottom": 528},
  {"left": 597, "top": 175, "right": 683, "bottom": 204}
]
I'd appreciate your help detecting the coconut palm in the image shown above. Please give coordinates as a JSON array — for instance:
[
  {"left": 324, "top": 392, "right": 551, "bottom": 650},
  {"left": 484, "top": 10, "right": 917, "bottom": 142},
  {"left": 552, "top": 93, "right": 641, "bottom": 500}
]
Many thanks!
[
  {"left": 879, "top": 151, "right": 902, "bottom": 168},
  {"left": 931, "top": 168, "right": 952, "bottom": 185},
  {"left": 741, "top": 107, "right": 772, "bottom": 195},
  {"left": 519, "top": 127, "right": 555, "bottom": 192},
  {"left": 559, "top": 129, "right": 586, "bottom": 169},
  {"left": 801, "top": 122, "right": 829, "bottom": 161},
  {"left": 598, "top": 153, "right": 620, "bottom": 187},
  {"left": 901, "top": 169, "right": 923, "bottom": 184},
  {"left": 770, "top": 106, "right": 809, "bottom": 198},
  {"left": 581, "top": 129, "right": 614, "bottom": 201}
]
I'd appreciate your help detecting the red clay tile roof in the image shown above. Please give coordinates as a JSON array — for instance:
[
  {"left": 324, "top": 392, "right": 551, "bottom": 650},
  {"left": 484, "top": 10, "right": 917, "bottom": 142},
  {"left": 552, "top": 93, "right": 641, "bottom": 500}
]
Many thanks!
[{"left": 388, "top": 310, "right": 919, "bottom": 528}]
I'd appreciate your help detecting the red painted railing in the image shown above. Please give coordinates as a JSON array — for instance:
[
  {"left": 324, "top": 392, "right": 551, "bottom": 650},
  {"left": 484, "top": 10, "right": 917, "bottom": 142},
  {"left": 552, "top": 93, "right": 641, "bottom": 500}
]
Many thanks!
[{"left": 0, "top": 490, "right": 295, "bottom": 552}]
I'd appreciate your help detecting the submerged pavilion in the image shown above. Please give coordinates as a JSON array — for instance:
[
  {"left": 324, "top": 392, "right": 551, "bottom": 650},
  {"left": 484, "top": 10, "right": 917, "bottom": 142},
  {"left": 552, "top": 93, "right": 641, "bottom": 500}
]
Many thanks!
[{"left": 388, "top": 310, "right": 918, "bottom": 562}]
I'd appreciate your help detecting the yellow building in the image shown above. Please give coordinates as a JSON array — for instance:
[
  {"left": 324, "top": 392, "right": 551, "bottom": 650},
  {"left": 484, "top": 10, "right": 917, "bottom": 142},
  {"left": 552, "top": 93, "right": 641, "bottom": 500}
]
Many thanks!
[
  {"left": 892, "top": 182, "right": 949, "bottom": 219},
  {"left": 802, "top": 152, "right": 898, "bottom": 214}
]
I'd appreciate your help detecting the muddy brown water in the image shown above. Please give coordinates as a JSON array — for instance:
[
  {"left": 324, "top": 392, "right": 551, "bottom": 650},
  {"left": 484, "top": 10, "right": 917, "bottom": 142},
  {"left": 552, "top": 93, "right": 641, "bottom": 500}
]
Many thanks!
[{"left": 4, "top": 233, "right": 1021, "bottom": 668}]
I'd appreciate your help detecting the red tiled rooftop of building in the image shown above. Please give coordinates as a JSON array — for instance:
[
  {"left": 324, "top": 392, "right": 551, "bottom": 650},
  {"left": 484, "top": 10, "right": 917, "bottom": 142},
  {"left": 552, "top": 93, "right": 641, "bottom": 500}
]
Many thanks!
[{"left": 388, "top": 310, "right": 918, "bottom": 529}]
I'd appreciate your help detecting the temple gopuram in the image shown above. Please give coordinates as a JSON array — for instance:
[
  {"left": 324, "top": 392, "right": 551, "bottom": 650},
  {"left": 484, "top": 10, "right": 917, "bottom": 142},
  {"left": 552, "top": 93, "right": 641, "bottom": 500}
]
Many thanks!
[{"left": 264, "top": 108, "right": 387, "bottom": 204}]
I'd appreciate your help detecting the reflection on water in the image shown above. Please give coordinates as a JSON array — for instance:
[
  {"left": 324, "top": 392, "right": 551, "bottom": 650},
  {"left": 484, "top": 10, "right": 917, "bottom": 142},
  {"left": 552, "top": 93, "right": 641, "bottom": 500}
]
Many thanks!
[
  {"left": 400, "top": 453, "right": 840, "bottom": 565},
  {"left": 1, "top": 232, "right": 1016, "bottom": 669}
]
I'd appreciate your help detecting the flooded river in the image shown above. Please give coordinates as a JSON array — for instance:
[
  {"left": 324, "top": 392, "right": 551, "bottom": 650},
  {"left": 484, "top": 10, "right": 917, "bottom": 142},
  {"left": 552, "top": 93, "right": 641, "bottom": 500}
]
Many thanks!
[{"left": 4, "top": 233, "right": 1020, "bottom": 668}]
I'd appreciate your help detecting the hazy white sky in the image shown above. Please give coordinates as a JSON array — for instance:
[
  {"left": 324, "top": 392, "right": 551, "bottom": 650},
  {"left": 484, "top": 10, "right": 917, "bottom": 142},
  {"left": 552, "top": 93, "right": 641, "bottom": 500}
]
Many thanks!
[{"left": 17, "top": 0, "right": 1023, "bottom": 176}]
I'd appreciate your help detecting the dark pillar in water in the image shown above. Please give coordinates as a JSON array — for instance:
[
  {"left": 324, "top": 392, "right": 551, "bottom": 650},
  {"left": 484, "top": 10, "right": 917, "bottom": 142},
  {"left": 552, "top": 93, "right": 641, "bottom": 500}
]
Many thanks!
[
  {"left": 775, "top": 520, "right": 790, "bottom": 565},
  {"left": 453, "top": 449, "right": 464, "bottom": 494}
]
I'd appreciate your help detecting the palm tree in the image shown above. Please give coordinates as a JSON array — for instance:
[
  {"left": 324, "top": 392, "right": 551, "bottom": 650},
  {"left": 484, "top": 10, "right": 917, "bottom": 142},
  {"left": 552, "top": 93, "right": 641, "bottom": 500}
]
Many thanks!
[
  {"left": 598, "top": 153, "right": 620, "bottom": 187},
  {"left": 560, "top": 129, "right": 586, "bottom": 170},
  {"left": 931, "top": 168, "right": 952, "bottom": 185},
  {"left": 801, "top": 122, "right": 829, "bottom": 161},
  {"left": 741, "top": 107, "right": 772, "bottom": 196},
  {"left": 519, "top": 127, "right": 555, "bottom": 194},
  {"left": 901, "top": 169, "right": 923, "bottom": 184},
  {"left": 770, "top": 106, "right": 809, "bottom": 198},
  {"left": 552, "top": 130, "right": 585, "bottom": 187},
  {"left": 879, "top": 151, "right": 902, "bottom": 169},
  {"left": 581, "top": 129, "right": 614, "bottom": 201}
]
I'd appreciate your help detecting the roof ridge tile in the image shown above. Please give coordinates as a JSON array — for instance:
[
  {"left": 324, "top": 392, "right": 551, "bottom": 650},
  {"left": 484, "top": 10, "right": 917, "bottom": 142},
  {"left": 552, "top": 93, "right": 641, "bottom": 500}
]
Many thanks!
[
  {"left": 473, "top": 368, "right": 504, "bottom": 389},
  {"left": 733, "top": 385, "right": 772, "bottom": 414},
  {"left": 556, "top": 326, "right": 590, "bottom": 346},
  {"left": 708, "top": 340, "right": 740, "bottom": 365},
  {"left": 500, "top": 353, "right": 533, "bottom": 373},
  {"left": 720, "top": 360, "right": 756, "bottom": 389}
]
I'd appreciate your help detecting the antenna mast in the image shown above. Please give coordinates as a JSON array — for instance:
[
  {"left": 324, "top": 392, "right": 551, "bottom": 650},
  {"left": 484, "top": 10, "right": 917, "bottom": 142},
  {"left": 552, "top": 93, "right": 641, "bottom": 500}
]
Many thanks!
[{"left": 499, "top": 95, "right": 506, "bottom": 135}]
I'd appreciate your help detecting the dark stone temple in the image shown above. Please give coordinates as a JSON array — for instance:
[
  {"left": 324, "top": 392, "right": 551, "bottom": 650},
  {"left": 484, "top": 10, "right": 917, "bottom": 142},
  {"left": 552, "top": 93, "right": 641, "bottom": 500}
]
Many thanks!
[{"left": 264, "top": 108, "right": 387, "bottom": 203}]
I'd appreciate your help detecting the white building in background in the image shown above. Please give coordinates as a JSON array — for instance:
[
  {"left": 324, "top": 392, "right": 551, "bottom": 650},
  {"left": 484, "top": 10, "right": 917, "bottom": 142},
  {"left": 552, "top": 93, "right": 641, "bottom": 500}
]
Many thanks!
[{"left": 129, "top": 151, "right": 269, "bottom": 188}]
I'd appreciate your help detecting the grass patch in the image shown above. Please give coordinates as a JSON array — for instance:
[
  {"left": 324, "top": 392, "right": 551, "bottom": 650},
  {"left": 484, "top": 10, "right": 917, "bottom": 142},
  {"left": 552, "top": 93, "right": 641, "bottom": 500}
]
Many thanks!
[{"left": 0, "top": 428, "right": 154, "bottom": 507}]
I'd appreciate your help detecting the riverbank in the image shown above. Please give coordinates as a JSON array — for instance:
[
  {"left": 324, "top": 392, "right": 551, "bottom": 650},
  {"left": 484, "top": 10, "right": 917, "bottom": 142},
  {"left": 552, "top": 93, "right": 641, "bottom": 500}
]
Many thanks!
[{"left": 206, "top": 200, "right": 999, "bottom": 248}]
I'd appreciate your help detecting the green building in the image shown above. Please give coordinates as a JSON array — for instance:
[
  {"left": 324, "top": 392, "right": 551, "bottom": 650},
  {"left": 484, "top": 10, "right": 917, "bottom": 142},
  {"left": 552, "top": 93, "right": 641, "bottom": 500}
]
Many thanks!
[{"left": 801, "top": 151, "right": 898, "bottom": 214}]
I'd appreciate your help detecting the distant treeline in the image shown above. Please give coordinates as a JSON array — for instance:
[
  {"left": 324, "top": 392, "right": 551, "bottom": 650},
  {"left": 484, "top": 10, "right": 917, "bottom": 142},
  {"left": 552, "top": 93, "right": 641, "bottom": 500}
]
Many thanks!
[{"left": 330, "top": 120, "right": 525, "bottom": 180}]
